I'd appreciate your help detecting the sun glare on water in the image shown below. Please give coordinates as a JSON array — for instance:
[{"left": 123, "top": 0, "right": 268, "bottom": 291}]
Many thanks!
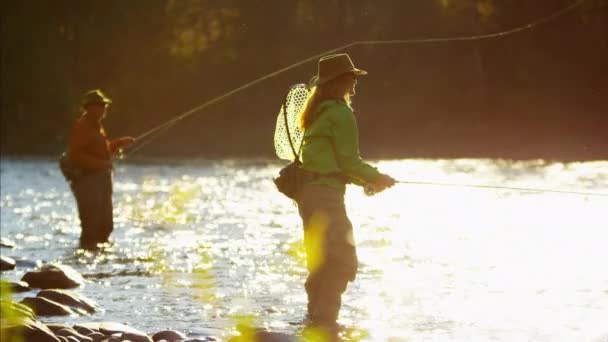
[{"left": 342, "top": 159, "right": 608, "bottom": 341}]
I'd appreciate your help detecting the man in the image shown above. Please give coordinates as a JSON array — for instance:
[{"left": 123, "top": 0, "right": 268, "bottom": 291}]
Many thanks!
[{"left": 67, "top": 89, "right": 135, "bottom": 249}]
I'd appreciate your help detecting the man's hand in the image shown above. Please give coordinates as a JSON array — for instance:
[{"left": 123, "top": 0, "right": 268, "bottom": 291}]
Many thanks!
[{"left": 119, "top": 136, "right": 136, "bottom": 148}]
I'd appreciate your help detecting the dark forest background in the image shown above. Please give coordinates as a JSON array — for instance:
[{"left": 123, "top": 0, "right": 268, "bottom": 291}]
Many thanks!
[{"left": 2, "top": 0, "right": 607, "bottom": 160}]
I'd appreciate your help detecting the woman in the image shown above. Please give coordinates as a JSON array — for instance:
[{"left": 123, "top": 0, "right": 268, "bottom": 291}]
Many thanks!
[
  {"left": 67, "top": 89, "right": 135, "bottom": 249},
  {"left": 296, "top": 54, "right": 396, "bottom": 332}
]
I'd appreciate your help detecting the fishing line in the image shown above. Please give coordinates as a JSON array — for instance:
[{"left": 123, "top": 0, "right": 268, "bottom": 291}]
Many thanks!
[
  {"left": 123, "top": 0, "right": 586, "bottom": 157},
  {"left": 393, "top": 180, "right": 608, "bottom": 197}
]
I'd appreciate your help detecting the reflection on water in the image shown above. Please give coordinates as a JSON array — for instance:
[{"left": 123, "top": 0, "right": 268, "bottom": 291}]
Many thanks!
[{"left": 1, "top": 158, "right": 607, "bottom": 341}]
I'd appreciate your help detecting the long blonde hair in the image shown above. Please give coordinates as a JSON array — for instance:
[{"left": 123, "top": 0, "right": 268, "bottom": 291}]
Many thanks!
[{"left": 298, "top": 74, "right": 352, "bottom": 130}]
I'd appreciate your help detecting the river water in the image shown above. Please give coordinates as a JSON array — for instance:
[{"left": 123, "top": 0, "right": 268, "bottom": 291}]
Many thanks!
[{"left": 1, "top": 157, "right": 607, "bottom": 341}]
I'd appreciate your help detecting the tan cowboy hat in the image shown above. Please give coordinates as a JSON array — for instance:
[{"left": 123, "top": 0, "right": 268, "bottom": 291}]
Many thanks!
[
  {"left": 81, "top": 89, "right": 112, "bottom": 107},
  {"left": 309, "top": 53, "right": 367, "bottom": 87}
]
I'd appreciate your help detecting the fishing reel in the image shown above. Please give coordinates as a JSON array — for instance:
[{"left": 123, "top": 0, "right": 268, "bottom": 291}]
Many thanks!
[{"left": 364, "top": 185, "right": 377, "bottom": 197}]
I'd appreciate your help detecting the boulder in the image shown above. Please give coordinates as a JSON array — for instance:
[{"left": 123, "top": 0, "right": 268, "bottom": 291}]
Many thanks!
[
  {"left": 103, "top": 336, "right": 123, "bottom": 342},
  {"left": 20, "top": 296, "right": 76, "bottom": 316},
  {"left": 56, "top": 327, "right": 94, "bottom": 342},
  {"left": 73, "top": 325, "right": 96, "bottom": 336},
  {"left": 46, "top": 323, "right": 72, "bottom": 333},
  {"left": 0, "top": 238, "right": 15, "bottom": 248},
  {"left": 121, "top": 331, "right": 153, "bottom": 342},
  {"left": 0, "top": 317, "right": 61, "bottom": 342},
  {"left": 1, "top": 255, "right": 16, "bottom": 271},
  {"left": 22, "top": 263, "right": 84, "bottom": 289},
  {"left": 152, "top": 330, "right": 187, "bottom": 341},
  {"left": 8, "top": 280, "right": 32, "bottom": 292},
  {"left": 75, "top": 322, "right": 147, "bottom": 337},
  {"left": 37, "top": 289, "right": 101, "bottom": 314},
  {"left": 0, "top": 299, "right": 37, "bottom": 320},
  {"left": 86, "top": 332, "right": 105, "bottom": 342}
]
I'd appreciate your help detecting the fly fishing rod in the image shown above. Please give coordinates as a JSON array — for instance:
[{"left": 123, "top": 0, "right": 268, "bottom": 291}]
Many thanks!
[
  {"left": 122, "top": 0, "right": 585, "bottom": 158},
  {"left": 364, "top": 180, "right": 608, "bottom": 197}
]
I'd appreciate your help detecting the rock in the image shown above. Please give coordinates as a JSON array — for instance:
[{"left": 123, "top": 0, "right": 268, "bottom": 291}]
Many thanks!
[
  {"left": 0, "top": 237, "right": 15, "bottom": 248},
  {"left": 56, "top": 327, "right": 94, "bottom": 342},
  {"left": 74, "top": 325, "right": 96, "bottom": 335},
  {"left": 75, "top": 322, "right": 147, "bottom": 337},
  {"left": 103, "top": 337, "right": 123, "bottom": 342},
  {"left": 86, "top": 332, "right": 105, "bottom": 342},
  {"left": 8, "top": 280, "right": 32, "bottom": 292},
  {"left": 152, "top": 330, "right": 187, "bottom": 341},
  {"left": 46, "top": 323, "right": 72, "bottom": 333},
  {"left": 1, "top": 255, "right": 16, "bottom": 271},
  {"left": 121, "top": 332, "right": 153, "bottom": 342},
  {"left": 20, "top": 296, "right": 76, "bottom": 316},
  {"left": 37, "top": 289, "right": 101, "bottom": 314},
  {"left": 0, "top": 317, "right": 62, "bottom": 342},
  {"left": 22, "top": 263, "right": 85, "bottom": 289},
  {"left": 0, "top": 299, "right": 37, "bottom": 320}
]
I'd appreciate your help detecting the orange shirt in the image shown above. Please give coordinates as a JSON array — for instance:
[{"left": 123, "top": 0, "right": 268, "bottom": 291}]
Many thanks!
[{"left": 68, "top": 116, "right": 121, "bottom": 171}]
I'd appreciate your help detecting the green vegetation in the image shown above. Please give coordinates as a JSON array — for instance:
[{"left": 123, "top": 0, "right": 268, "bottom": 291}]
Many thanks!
[{"left": 2, "top": 1, "right": 607, "bottom": 160}]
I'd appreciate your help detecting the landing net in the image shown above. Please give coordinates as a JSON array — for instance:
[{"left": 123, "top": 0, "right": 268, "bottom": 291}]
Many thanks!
[{"left": 273, "top": 84, "right": 309, "bottom": 161}]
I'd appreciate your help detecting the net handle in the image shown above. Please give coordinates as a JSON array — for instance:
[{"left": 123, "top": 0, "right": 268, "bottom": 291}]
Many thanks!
[{"left": 282, "top": 83, "right": 306, "bottom": 163}]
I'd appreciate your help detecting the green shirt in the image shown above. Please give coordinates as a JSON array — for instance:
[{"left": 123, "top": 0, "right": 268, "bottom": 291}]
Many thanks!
[{"left": 301, "top": 99, "right": 381, "bottom": 192}]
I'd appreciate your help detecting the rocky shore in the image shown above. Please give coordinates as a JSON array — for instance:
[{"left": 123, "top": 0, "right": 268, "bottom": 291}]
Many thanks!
[{"left": 1, "top": 239, "right": 298, "bottom": 342}]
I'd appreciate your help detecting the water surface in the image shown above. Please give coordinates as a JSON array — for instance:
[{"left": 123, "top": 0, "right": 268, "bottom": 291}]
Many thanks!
[{"left": 1, "top": 157, "right": 607, "bottom": 341}]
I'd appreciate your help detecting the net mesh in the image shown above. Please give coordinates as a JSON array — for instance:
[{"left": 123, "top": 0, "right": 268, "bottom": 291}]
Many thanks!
[{"left": 274, "top": 84, "right": 309, "bottom": 161}]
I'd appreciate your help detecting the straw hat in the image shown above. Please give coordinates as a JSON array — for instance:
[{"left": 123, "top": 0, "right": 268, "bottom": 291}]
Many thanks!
[
  {"left": 81, "top": 89, "right": 112, "bottom": 107},
  {"left": 309, "top": 53, "right": 367, "bottom": 87}
]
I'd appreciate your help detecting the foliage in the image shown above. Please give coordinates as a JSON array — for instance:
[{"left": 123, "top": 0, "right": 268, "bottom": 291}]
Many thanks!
[{"left": 1, "top": 0, "right": 607, "bottom": 160}]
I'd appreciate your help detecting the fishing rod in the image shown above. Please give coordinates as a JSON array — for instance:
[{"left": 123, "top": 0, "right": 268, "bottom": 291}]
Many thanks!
[
  {"left": 365, "top": 180, "right": 608, "bottom": 197},
  {"left": 122, "top": 0, "right": 586, "bottom": 158}
]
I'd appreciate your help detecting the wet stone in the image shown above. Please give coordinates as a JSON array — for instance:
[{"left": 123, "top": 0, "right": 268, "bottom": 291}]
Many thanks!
[
  {"left": 121, "top": 331, "right": 153, "bottom": 342},
  {"left": 1, "top": 255, "right": 16, "bottom": 271},
  {"left": 0, "top": 299, "right": 37, "bottom": 320},
  {"left": 74, "top": 325, "right": 96, "bottom": 336},
  {"left": 152, "top": 330, "right": 187, "bottom": 341},
  {"left": 21, "top": 263, "right": 84, "bottom": 289},
  {"left": 37, "top": 289, "right": 101, "bottom": 314},
  {"left": 0, "top": 317, "right": 61, "bottom": 342},
  {"left": 0, "top": 237, "right": 16, "bottom": 248},
  {"left": 86, "top": 332, "right": 105, "bottom": 342},
  {"left": 56, "top": 327, "right": 94, "bottom": 342},
  {"left": 7, "top": 280, "right": 32, "bottom": 292},
  {"left": 46, "top": 323, "right": 72, "bottom": 333},
  {"left": 75, "top": 322, "right": 147, "bottom": 337},
  {"left": 20, "top": 296, "right": 76, "bottom": 316}
]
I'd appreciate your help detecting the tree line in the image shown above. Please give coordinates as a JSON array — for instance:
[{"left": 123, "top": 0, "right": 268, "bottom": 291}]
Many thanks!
[{"left": 2, "top": 0, "right": 607, "bottom": 160}]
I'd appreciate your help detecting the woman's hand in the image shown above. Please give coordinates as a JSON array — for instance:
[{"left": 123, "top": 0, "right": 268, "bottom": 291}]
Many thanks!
[{"left": 368, "top": 173, "right": 397, "bottom": 194}]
